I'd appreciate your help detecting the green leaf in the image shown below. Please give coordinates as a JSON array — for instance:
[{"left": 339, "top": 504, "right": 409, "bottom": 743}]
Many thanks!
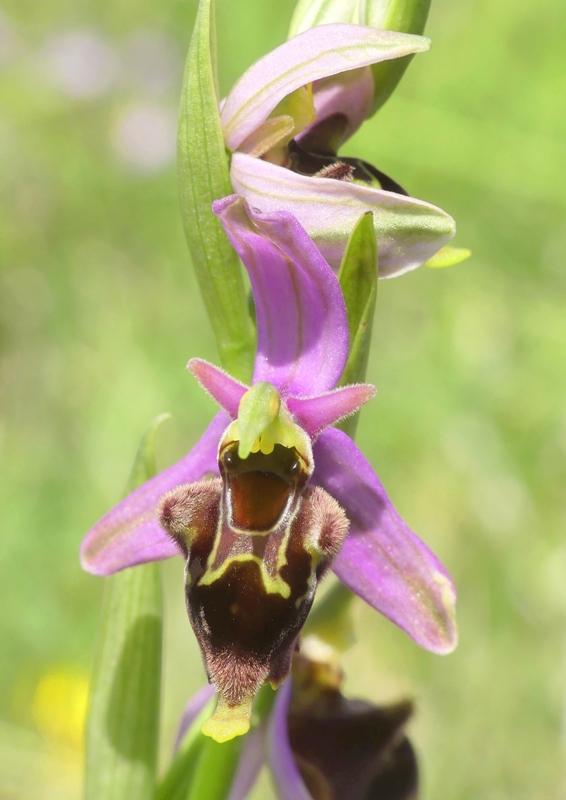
[
  {"left": 360, "top": 0, "right": 431, "bottom": 115},
  {"left": 125, "top": 412, "right": 171, "bottom": 494},
  {"left": 425, "top": 245, "right": 472, "bottom": 268},
  {"left": 337, "top": 211, "right": 377, "bottom": 438},
  {"left": 84, "top": 416, "right": 166, "bottom": 800},
  {"left": 178, "top": 0, "right": 255, "bottom": 382}
]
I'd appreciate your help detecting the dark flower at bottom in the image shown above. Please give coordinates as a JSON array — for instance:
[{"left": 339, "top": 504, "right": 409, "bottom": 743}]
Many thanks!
[
  {"left": 269, "top": 639, "right": 418, "bottom": 800},
  {"left": 176, "top": 637, "right": 418, "bottom": 800}
]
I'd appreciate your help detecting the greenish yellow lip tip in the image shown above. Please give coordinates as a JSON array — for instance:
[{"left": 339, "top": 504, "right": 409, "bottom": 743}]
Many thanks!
[{"left": 200, "top": 697, "right": 252, "bottom": 743}]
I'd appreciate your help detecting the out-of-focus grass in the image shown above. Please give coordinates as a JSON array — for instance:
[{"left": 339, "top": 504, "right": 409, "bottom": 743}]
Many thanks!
[{"left": 1, "top": 0, "right": 565, "bottom": 797}]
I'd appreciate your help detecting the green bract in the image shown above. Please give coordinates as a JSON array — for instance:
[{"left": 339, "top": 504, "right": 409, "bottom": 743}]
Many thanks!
[
  {"left": 84, "top": 416, "right": 166, "bottom": 800},
  {"left": 178, "top": 0, "right": 255, "bottom": 381}
]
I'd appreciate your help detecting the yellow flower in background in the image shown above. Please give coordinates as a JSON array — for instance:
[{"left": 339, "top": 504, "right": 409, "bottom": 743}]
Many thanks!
[{"left": 32, "top": 668, "right": 89, "bottom": 750}]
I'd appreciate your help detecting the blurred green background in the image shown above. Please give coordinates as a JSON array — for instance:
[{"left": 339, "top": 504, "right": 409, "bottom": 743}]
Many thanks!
[{"left": 1, "top": 0, "right": 565, "bottom": 797}]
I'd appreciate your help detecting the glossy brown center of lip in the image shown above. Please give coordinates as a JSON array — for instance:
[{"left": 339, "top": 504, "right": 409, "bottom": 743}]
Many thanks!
[
  {"left": 221, "top": 443, "right": 302, "bottom": 532},
  {"left": 229, "top": 472, "right": 292, "bottom": 530}
]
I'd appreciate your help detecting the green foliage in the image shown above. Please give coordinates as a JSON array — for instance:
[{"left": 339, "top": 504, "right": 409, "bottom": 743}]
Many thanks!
[
  {"left": 155, "top": 696, "right": 214, "bottom": 800},
  {"left": 362, "top": 0, "right": 431, "bottom": 114},
  {"left": 84, "top": 418, "right": 165, "bottom": 800},
  {"left": 184, "top": 738, "right": 243, "bottom": 800},
  {"left": 337, "top": 212, "right": 378, "bottom": 438},
  {"left": 178, "top": 0, "right": 255, "bottom": 382}
]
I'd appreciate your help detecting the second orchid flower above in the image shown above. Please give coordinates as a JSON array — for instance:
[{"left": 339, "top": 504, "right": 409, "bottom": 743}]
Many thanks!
[{"left": 221, "top": 23, "right": 456, "bottom": 275}]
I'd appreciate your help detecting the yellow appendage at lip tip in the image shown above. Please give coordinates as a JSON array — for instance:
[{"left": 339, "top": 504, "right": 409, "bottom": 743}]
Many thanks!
[{"left": 201, "top": 695, "right": 253, "bottom": 743}]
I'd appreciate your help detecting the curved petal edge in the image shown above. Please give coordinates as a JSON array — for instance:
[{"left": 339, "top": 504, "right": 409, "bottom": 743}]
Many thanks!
[
  {"left": 313, "top": 427, "right": 458, "bottom": 654},
  {"left": 80, "top": 413, "right": 228, "bottom": 576}
]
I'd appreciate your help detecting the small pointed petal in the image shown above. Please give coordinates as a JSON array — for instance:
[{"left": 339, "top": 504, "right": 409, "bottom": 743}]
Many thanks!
[
  {"left": 287, "top": 384, "right": 375, "bottom": 439},
  {"left": 268, "top": 679, "right": 313, "bottom": 800},
  {"left": 81, "top": 413, "right": 229, "bottom": 576},
  {"left": 221, "top": 24, "right": 430, "bottom": 152},
  {"left": 313, "top": 428, "right": 458, "bottom": 654},
  {"left": 230, "top": 153, "right": 456, "bottom": 275},
  {"left": 174, "top": 684, "right": 216, "bottom": 751},
  {"left": 188, "top": 358, "right": 248, "bottom": 417},
  {"left": 213, "top": 195, "right": 348, "bottom": 397}
]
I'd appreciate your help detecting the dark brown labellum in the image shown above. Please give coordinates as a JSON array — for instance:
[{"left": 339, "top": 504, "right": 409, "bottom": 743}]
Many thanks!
[{"left": 159, "top": 444, "right": 348, "bottom": 741}]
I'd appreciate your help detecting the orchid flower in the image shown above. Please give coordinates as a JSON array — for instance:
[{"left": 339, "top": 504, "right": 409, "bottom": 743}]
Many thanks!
[
  {"left": 220, "top": 23, "right": 456, "bottom": 275},
  {"left": 81, "top": 195, "right": 457, "bottom": 742}
]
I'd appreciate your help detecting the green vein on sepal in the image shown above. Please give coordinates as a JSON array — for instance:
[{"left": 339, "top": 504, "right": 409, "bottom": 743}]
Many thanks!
[
  {"left": 178, "top": 0, "right": 255, "bottom": 382},
  {"left": 84, "top": 416, "right": 166, "bottom": 800},
  {"left": 337, "top": 211, "right": 377, "bottom": 438}
]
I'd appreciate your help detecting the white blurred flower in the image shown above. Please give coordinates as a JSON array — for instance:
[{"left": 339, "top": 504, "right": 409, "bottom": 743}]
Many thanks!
[
  {"left": 41, "top": 29, "right": 120, "bottom": 98},
  {"left": 111, "top": 102, "right": 176, "bottom": 173}
]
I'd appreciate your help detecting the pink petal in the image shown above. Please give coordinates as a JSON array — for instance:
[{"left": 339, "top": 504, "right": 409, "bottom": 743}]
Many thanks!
[
  {"left": 287, "top": 384, "right": 375, "bottom": 439},
  {"left": 221, "top": 24, "right": 429, "bottom": 151},
  {"left": 80, "top": 413, "right": 229, "bottom": 576},
  {"left": 188, "top": 358, "right": 248, "bottom": 417},
  {"left": 213, "top": 195, "right": 348, "bottom": 397},
  {"left": 268, "top": 679, "right": 313, "bottom": 800},
  {"left": 231, "top": 153, "right": 456, "bottom": 275},
  {"left": 313, "top": 428, "right": 458, "bottom": 654}
]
